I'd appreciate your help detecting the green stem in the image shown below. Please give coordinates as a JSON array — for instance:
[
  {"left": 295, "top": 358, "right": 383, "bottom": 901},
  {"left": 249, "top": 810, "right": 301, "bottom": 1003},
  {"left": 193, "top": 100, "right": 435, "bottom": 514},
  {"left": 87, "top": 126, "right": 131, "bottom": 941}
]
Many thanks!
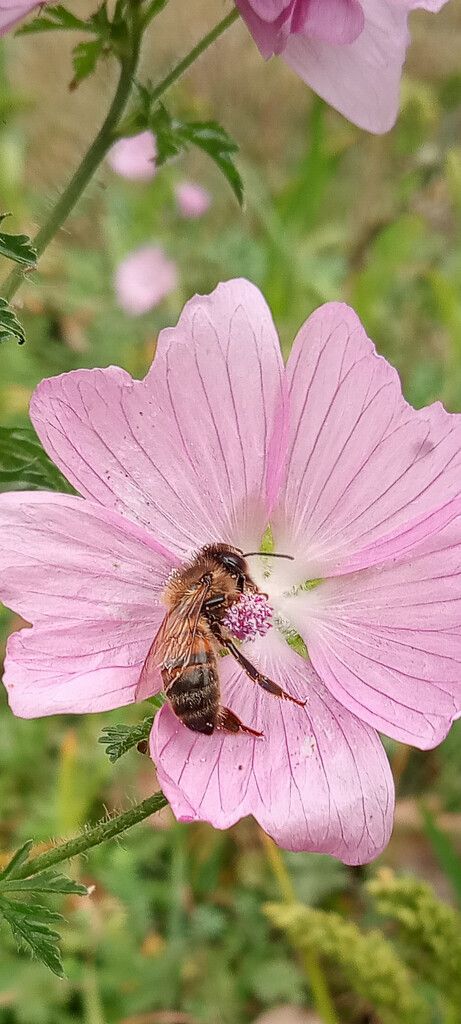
[
  {"left": 148, "top": 9, "right": 239, "bottom": 105},
  {"left": 1, "top": 8, "right": 240, "bottom": 306},
  {"left": 142, "top": 0, "right": 170, "bottom": 31},
  {"left": 8, "top": 792, "right": 168, "bottom": 880},
  {"left": 1, "top": 44, "right": 140, "bottom": 303},
  {"left": 260, "top": 829, "right": 340, "bottom": 1024}
]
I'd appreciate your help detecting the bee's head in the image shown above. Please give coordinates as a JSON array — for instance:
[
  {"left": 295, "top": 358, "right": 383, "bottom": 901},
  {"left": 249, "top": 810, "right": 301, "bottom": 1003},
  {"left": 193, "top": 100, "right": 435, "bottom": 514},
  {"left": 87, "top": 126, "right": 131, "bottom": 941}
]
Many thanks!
[{"left": 206, "top": 545, "right": 254, "bottom": 593}]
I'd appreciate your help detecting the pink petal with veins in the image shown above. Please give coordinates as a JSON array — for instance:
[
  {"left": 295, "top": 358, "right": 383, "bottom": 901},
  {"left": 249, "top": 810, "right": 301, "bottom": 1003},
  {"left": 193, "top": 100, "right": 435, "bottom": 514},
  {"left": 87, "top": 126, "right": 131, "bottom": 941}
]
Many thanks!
[
  {"left": 30, "top": 280, "right": 286, "bottom": 558},
  {"left": 151, "top": 632, "right": 394, "bottom": 863},
  {"left": 0, "top": 491, "right": 174, "bottom": 716},
  {"left": 283, "top": 522, "right": 461, "bottom": 748},
  {"left": 272, "top": 302, "right": 461, "bottom": 582}
]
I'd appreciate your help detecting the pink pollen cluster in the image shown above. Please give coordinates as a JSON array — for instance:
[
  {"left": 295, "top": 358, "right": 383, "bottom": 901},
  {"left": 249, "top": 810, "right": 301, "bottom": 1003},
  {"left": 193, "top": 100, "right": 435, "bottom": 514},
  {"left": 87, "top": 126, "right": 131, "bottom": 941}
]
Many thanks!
[{"left": 223, "top": 592, "right": 273, "bottom": 642}]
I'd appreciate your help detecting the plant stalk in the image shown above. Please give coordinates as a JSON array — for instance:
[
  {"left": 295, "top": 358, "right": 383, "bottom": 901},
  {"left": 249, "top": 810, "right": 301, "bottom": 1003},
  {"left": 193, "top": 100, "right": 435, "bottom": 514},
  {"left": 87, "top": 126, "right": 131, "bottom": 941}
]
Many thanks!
[
  {"left": 1, "top": 44, "right": 140, "bottom": 303},
  {"left": 8, "top": 792, "right": 168, "bottom": 880},
  {"left": 260, "top": 829, "right": 340, "bottom": 1024},
  {"left": 148, "top": 9, "right": 239, "bottom": 105},
  {"left": 1, "top": 8, "right": 240, "bottom": 306}
]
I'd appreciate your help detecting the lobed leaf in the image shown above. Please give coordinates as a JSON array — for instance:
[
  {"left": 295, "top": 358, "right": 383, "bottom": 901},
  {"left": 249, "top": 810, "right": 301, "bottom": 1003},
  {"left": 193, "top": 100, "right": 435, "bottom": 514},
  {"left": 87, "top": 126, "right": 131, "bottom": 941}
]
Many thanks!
[
  {"left": 0, "top": 299, "right": 26, "bottom": 345},
  {"left": 133, "top": 98, "right": 244, "bottom": 204},
  {"left": 0, "top": 870, "right": 88, "bottom": 896},
  {"left": 0, "top": 215, "right": 37, "bottom": 266},
  {"left": 0, "top": 426, "right": 76, "bottom": 493},
  {"left": 180, "top": 121, "right": 244, "bottom": 205},
  {"left": 72, "top": 39, "right": 104, "bottom": 84},
  {"left": 17, "top": 4, "right": 89, "bottom": 34},
  {"left": 0, "top": 897, "right": 65, "bottom": 978},
  {"left": 98, "top": 709, "right": 165, "bottom": 762}
]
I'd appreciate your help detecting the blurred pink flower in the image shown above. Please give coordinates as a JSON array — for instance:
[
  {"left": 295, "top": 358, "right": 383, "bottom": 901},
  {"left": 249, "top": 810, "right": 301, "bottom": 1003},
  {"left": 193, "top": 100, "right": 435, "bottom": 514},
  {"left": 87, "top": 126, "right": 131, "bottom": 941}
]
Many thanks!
[
  {"left": 0, "top": 0, "right": 42, "bottom": 34},
  {"left": 107, "top": 131, "right": 158, "bottom": 182},
  {"left": 2, "top": 280, "right": 461, "bottom": 861},
  {"left": 175, "top": 181, "right": 212, "bottom": 219},
  {"left": 234, "top": 0, "right": 450, "bottom": 132},
  {"left": 114, "top": 245, "right": 177, "bottom": 316}
]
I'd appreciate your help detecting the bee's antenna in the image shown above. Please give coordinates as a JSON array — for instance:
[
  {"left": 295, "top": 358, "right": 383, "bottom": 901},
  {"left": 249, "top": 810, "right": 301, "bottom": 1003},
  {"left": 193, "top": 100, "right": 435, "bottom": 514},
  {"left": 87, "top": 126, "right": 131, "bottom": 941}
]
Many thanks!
[{"left": 243, "top": 551, "right": 294, "bottom": 560}]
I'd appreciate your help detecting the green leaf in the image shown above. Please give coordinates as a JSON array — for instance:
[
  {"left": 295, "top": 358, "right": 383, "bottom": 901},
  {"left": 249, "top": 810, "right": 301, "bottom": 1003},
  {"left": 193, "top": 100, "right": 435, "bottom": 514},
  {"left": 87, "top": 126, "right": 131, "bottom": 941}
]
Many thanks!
[
  {"left": 0, "top": 841, "right": 33, "bottom": 881},
  {"left": 180, "top": 121, "right": 243, "bottom": 205},
  {"left": 0, "top": 426, "right": 76, "bottom": 493},
  {"left": 422, "top": 806, "right": 461, "bottom": 903},
  {"left": 72, "top": 39, "right": 104, "bottom": 84},
  {"left": 146, "top": 102, "right": 183, "bottom": 161},
  {"left": 0, "top": 871, "right": 88, "bottom": 896},
  {"left": 0, "top": 897, "right": 65, "bottom": 977},
  {"left": 0, "top": 298, "right": 26, "bottom": 345},
  {"left": 132, "top": 99, "right": 243, "bottom": 203},
  {"left": 0, "top": 214, "right": 37, "bottom": 266},
  {"left": 98, "top": 710, "right": 163, "bottom": 762},
  {"left": 17, "top": 4, "right": 89, "bottom": 34}
]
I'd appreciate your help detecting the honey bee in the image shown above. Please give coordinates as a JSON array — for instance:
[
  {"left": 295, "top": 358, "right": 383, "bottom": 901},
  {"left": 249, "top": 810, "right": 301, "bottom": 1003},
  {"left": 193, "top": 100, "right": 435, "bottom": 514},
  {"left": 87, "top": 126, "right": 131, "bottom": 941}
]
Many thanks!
[{"left": 136, "top": 543, "right": 305, "bottom": 736}]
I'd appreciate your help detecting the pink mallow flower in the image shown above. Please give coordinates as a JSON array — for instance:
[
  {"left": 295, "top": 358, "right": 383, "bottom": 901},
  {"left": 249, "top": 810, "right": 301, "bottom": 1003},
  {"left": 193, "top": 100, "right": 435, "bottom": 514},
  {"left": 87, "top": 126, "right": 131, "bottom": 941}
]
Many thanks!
[
  {"left": 114, "top": 245, "right": 177, "bottom": 316},
  {"left": 2, "top": 279, "right": 461, "bottom": 862},
  {"left": 175, "top": 182, "right": 212, "bottom": 220},
  {"left": 234, "top": 0, "right": 450, "bottom": 133},
  {"left": 0, "top": 0, "right": 42, "bottom": 35},
  {"left": 107, "top": 132, "right": 158, "bottom": 182}
]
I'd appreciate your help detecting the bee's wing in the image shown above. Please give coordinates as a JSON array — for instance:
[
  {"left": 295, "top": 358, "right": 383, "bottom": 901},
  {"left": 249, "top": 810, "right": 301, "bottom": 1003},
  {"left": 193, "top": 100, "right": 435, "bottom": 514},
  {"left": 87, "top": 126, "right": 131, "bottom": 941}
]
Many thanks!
[{"left": 135, "top": 580, "right": 211, "bottom": 702}]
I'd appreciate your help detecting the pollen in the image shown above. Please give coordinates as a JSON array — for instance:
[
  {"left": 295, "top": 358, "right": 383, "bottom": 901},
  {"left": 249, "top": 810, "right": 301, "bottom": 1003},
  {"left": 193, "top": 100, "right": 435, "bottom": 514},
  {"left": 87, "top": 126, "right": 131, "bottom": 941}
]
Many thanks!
[{"left": 223, "top": 592, "right": 273, "bottom": 641}]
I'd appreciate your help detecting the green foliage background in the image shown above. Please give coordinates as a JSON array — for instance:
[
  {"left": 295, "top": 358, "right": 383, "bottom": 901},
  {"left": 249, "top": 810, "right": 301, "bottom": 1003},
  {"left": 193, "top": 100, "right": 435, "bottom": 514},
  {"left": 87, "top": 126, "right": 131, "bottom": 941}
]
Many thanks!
[{"left": 1, "top": 2, "right": 461, "bottom": 1022}]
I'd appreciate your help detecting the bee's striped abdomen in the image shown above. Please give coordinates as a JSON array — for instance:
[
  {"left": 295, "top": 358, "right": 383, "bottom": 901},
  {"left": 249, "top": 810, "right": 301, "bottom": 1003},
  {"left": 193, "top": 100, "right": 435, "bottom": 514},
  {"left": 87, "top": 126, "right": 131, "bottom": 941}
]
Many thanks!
[{"left": 164, "top": 629, "right": 219, "bottom": 735}]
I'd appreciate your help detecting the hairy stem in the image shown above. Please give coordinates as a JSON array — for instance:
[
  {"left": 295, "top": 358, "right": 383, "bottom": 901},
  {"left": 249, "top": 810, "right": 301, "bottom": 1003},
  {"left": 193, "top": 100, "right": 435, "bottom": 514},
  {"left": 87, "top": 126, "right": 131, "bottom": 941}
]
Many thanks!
[
  {"left": 8, "top": 792, "right": 168, "bottom": 880},
  {"left": 1, "top": 42, "right": 140, "bottom": 303},
  {"left": 260, "top": 829, "right": 340, "bottom": 1024},
  {"left": 1, "top": 8, "right": 240, "bottom": 306}
]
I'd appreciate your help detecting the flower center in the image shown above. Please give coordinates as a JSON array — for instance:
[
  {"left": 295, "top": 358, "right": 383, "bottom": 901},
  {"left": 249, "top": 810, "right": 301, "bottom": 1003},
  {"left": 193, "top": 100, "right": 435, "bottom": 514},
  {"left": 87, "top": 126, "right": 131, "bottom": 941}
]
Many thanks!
[{"left": 222, "top": 592, "right": 273, "bottom": 641}]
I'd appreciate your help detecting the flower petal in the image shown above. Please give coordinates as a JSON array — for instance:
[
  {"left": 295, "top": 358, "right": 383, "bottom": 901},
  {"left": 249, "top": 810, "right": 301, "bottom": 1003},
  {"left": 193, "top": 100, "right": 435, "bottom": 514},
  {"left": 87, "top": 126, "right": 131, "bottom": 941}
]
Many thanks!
[
  {"left": 30, "top": 280, "right": 285, "bottom": 558},
  {"left": 175, "top": 182, "right": 211, "bottom": 220},
  {"left": 151, "top": 634, "right": 394, "bottom": 863},
  {"left": 0, "top": 1, "right": 41, "bottom": 35},
  {"left": 107, "top": 131, "right": 157, "bottom": 182},
  {"left": 297, "top": 0, "right": 365, "bottom": 45},
  {"left": 280, "top": 0, "right": 413, "bottom": 133},
  {"left": 114, "top": 246, "right": 177, "bottom": 317},
  {"left": 272, "top": 302, "right": 461, "bottom": 581},
  {"left": 286, "top": 523, "right": 461, "bottom": 748},
  {"left": 235, "top": 0, "right": 289, "bottom": 57},
  {"left": 0, "top": 492, "right": 175, "bottom": 716},
  {"left": 333, "top": 497, "right": 461, "bottom": 574},
  {"left": 246, "top": 0, "right": 292, "bottom": 20}
]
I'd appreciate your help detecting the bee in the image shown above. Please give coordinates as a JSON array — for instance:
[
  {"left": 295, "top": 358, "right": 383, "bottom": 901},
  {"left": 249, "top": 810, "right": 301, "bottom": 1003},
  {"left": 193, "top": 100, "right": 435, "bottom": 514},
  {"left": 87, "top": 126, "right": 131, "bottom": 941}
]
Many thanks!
[{"left": 136, "top": 543, "right": 305, "bottom": 737}]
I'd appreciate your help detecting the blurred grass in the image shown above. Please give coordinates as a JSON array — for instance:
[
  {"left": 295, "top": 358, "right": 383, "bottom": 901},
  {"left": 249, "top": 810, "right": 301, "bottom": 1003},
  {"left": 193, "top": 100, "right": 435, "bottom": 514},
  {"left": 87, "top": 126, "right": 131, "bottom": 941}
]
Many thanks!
[{"left": 1, "top": 2, "right": 461, "bottom": 1021}]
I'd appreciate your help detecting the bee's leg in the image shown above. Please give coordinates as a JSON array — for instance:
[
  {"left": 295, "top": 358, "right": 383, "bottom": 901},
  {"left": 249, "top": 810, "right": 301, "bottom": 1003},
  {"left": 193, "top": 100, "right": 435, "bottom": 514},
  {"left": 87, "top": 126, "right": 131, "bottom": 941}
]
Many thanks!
[
  {"left": 216, "top": 706, "right": 263, "bottom": 738},
  {"left": 212, "top": 625, "right": 306, "bottom": 708},
  {"left": 204, "top": 594, "right": 225, "bottom": 610}
]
